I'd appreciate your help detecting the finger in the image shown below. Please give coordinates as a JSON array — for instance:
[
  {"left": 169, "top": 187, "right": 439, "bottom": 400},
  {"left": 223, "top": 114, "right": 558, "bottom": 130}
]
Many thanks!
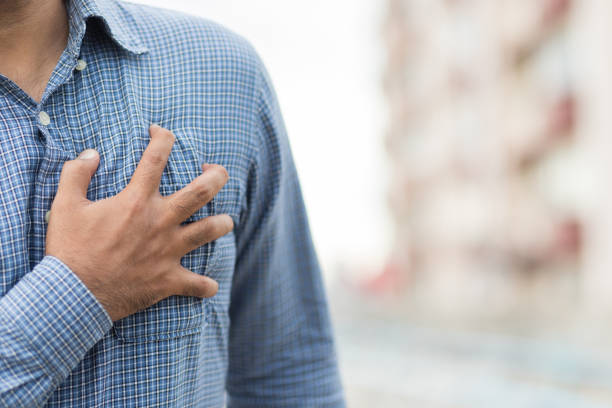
[
  {"left": 129, "top": 124, "right": 175, "bottom": 196},
  {"left": 56, "top": 149, "right": 100, "bottom": 202},
  {"left": 177, "top": 214, "right": 234, "bottom": 254},
  {"left": 165, "top": 164, "right": 229, "bottom": 223},
  {"left": 171, "top": 266, "right": 219, "bottom": 298}
]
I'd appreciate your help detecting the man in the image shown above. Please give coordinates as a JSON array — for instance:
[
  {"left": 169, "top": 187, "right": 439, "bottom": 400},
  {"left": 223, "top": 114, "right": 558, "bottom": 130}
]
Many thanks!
[{"left": 0, "top": 0, "right": 344, "bottom": 406}]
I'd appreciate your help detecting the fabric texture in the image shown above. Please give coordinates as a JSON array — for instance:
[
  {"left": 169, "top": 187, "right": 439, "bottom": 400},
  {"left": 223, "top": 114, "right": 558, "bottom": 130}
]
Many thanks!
[{"left": 0, "top": 0, "right": 344, "bottom": 406}]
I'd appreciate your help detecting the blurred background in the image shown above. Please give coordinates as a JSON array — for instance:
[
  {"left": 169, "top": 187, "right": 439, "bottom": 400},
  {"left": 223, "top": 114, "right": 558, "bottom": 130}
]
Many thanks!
[{"left": 133, "top": 0, "right": 612, "bottom": 406}]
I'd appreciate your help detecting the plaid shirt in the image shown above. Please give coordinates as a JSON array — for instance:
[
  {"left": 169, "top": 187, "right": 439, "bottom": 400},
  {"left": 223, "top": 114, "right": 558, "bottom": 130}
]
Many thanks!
[{"left": 0, "top": 0, "right": 343, "bottom": 406}]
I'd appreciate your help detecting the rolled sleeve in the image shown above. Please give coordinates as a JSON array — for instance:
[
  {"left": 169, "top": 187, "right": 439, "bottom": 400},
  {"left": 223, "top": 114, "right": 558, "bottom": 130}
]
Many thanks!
[{"left": 0, "top": 255, "right": 112, "bottom": 407}]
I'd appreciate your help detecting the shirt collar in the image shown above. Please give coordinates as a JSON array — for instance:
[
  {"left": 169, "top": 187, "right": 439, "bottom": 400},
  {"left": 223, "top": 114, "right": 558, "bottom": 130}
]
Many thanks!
[{"left": 66, "top": 0, "right": 149, "bottom": 56}]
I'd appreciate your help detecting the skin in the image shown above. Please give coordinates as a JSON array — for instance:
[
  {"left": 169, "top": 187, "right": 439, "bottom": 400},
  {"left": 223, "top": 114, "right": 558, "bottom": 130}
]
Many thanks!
[
  {"left": 0, "top": 0, "right": 69, "bottom": 102},
  {"left": 1, "top": 1, "right": 234, "bottom": 321},
  {"left": 47, "top": 126, "right": 233, "bottom": 321}
]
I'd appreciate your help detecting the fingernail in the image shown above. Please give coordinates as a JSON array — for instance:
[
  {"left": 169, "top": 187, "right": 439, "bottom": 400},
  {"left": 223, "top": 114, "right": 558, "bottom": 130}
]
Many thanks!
[
  {"left": 78, "top": 149, "right": 98, "bottom": 160},
  {"left": 150, "top": 123, "right": 161, "bottom": 131}
]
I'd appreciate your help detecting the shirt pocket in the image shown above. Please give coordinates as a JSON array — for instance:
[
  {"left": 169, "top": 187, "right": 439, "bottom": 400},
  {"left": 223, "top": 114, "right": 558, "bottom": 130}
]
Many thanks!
[{"left": 111, "top": 129, "right": 219, "bottom": 343}]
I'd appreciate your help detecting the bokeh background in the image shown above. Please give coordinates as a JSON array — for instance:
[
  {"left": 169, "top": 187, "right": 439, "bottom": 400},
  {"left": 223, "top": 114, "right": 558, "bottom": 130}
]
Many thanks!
[{"left": 133, "top": 0, "right": 612, "bottom": 406}]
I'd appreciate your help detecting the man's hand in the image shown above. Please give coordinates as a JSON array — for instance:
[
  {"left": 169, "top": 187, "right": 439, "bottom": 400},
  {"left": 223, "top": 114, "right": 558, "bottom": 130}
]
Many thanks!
[{"left": 45, "top": 124, "right": 233, "bottom": 321}]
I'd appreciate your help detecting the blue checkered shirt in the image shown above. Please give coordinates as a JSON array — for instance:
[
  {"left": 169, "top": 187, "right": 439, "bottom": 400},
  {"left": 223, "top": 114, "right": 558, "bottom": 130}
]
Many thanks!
[{"left": 0, "top": 0, "right": 344, "bottom": 406}]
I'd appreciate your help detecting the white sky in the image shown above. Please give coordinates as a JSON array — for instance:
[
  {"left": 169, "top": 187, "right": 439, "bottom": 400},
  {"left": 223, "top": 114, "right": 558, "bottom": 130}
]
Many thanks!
[{"left": 130, "top": 0, "right": 391, "bottom": 280}]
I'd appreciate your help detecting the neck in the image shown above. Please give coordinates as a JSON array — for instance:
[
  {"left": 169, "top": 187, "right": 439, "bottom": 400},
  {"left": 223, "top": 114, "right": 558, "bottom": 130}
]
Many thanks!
[{"left": 0, "top": 0, "right": 69, "bottom": 102}]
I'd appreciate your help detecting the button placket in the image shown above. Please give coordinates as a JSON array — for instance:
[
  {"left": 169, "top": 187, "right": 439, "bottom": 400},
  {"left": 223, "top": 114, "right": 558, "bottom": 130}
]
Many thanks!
[{"left": 38, "top": 146, "right": 71, "bottom": 233}]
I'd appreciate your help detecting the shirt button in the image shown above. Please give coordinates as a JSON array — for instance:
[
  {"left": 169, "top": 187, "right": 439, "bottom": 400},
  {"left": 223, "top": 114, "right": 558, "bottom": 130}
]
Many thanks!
[
  {"left": 75, "top": 59, "right": 87, "bottom": 71},
  {"left": 38, "top": 111, "right": 51, "bottom": 126},
  {"left": 44, "top": 210, "right": 51, "bottom": 224}
]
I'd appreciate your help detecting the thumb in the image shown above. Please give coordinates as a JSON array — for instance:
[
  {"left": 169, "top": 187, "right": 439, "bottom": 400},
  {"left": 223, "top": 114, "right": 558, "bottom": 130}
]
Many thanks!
[{"left": 57, "top": 149, "right": 100, "bottom": 201}]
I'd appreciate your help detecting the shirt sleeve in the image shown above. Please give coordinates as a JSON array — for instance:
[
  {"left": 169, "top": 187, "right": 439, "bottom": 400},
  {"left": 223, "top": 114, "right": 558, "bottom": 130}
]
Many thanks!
[
  {"left": 0, "top": 255, "right": 113, "bottom": 408},
  {"left": 225, "top": 59, "right": 345, "bottom": 407}
]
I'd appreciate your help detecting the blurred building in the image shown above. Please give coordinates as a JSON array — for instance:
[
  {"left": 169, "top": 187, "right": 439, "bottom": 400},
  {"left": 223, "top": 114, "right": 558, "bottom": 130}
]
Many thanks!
[{"left": 379, "top": 0, "right": 612, "bottom": 320}]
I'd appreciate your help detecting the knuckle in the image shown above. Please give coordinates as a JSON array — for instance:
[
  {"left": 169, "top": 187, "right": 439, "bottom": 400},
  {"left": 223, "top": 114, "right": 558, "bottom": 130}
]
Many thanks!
[
  {"left": 185, "top": 229, "right": 205, "bottom": 248},
  {"left": 143, "top": 150, "right": 164, "bottom": 166},
  {"left": 169, "top": 199, "right": 191, "bottom": 219},
  {"left": 123, "top": 192, "right": 145, "bottom": 215},
  {"left": 122, "top": 184, "right": 145, "bottom": 202},
  {"left": 193, "top": 182, "right": 213, "bottom": 203}
]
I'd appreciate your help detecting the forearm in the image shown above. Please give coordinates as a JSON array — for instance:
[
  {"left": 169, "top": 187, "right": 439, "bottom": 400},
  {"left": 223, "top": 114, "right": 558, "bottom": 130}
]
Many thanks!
[
  {"left": 0, "top": 256, "right": 112, "bottom": 407},
  {"left": 0, "top": 124, "right": 230, "bottom": 407}
]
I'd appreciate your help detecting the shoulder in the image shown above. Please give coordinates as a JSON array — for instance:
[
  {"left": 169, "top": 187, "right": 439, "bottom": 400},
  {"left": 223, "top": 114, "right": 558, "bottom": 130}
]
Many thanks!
[
  {"left": 117, "top": 1, "right": 264, "bottom": 79},
  {"left": 109, "top": 2, "right": 282, "bottom": 172}
]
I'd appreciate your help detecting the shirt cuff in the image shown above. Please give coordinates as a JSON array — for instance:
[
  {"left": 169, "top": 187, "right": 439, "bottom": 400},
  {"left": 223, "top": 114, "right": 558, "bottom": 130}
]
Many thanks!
[{"left": 0, "top": 255, "right": 113, "bottom": 379}]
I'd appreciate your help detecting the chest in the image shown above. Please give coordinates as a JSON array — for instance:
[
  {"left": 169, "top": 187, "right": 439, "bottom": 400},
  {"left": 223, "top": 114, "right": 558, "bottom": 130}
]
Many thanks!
[{"left": 0, "top": 38, "right": 244, "bottom": 341}]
